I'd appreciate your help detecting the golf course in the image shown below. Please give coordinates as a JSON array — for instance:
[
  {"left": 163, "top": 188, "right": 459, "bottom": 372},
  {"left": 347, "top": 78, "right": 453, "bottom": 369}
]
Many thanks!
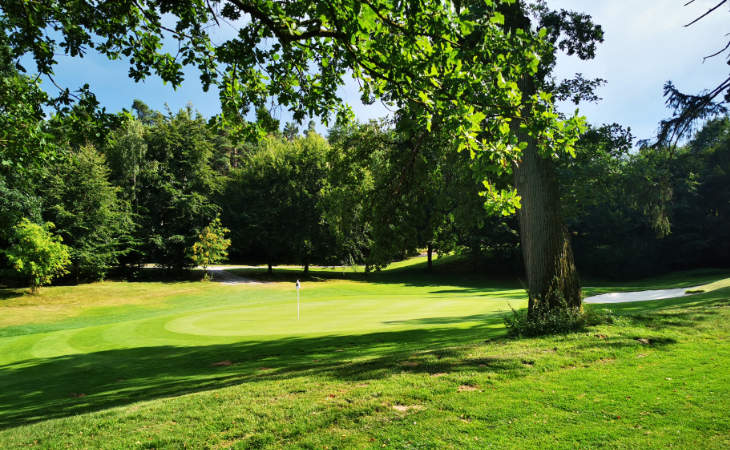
[
  {"left": 2, "top": 1, "right": 730, "bottom": 447},
  {"left": 1, "top": 258, "right": 728, "bottom": 448}
]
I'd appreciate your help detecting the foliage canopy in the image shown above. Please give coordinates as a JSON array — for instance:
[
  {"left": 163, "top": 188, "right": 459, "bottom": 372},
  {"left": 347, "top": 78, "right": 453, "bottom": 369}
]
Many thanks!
[{"left": 3, "top": 219, "right": 71, "bottom": 292}]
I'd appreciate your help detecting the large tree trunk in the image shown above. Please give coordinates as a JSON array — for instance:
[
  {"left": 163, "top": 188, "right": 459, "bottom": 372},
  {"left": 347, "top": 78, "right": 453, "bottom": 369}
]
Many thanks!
[
  {"left": 426, "top": 243, "right": 433, "bottom": 272},
  {"left": 501, "top": 0, "right": 582, "bottom": 315},
  {"left": 513, "top": 121, "right": 582, "bottom": 314}
]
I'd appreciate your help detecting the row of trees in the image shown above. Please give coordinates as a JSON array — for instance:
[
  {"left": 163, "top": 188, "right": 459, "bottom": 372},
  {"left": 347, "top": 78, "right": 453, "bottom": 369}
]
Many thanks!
[
  {"left": 1, "top": 0, "right": 728, "bottom": 315},
  {"left": 1, "top": 0, "right": 591, "bottom": 315},
  {"left": 562, "top": 119, "right": 730, "bottom": 278},
  {"left": 3, "top": 72, "right": 728, "bottom": 289}
]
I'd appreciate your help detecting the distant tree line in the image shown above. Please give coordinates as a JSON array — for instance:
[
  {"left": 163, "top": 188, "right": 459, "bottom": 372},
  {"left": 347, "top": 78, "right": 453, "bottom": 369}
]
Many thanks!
[
  {"left": 1, "top": 43, "right": 729, "bottom": 287},
  {"left": 561, "top": 120, "right": 730, "bottom": 278}
]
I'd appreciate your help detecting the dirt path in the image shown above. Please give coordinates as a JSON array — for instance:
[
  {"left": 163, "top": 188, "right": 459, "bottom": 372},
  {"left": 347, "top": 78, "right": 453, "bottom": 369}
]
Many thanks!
[{"left": 208, "top": 269, "right": 265, "bottom": 285}]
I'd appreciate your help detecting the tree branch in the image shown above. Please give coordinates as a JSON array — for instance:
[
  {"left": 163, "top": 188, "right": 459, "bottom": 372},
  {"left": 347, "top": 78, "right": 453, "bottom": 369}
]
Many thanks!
[
  {"left": 226, "top": 0, "right": 346, "bottom": 42},
  {"left": 703, "top": 38, "right": 730, "bottom": 61},
  {"left": 685, "top": 0, "right": 727, "bottom": 27}
]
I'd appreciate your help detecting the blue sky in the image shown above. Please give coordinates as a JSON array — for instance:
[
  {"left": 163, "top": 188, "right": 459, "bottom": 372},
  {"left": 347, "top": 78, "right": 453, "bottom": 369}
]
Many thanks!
[{"left": 36, "top": 1, "right": 727, "bottom": 142}]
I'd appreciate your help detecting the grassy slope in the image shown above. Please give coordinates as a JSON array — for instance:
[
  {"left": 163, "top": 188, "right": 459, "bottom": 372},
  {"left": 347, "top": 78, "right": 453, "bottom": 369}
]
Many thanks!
[{"left": 0, "top": 258, "right": 728, "bottom": 448}]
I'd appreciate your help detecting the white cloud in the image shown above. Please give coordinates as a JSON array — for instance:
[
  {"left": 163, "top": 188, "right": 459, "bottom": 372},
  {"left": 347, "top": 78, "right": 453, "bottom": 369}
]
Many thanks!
[{"left": 549, "top": 0, "right": 728, "bottom": 141}]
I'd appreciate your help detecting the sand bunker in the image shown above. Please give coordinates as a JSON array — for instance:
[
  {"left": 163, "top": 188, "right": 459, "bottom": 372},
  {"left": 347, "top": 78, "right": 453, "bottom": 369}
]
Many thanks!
[{"left": 583, "top": 286, "right": 703, "bottom": 304}]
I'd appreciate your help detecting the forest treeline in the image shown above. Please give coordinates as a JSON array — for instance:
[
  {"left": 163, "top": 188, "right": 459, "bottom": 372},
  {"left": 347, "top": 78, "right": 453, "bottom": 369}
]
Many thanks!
[{"left": 2, "top": 60, "right": 729, "bottom": 284}]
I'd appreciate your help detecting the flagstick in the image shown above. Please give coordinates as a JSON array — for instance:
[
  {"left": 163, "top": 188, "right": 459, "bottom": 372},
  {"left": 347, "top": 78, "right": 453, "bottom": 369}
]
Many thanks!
[{"left": 296, "top": 279, "right": 300, "bottom": 320}]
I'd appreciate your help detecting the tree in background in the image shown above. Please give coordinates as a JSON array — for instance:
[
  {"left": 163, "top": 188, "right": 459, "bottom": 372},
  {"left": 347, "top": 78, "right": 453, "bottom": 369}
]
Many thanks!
[
  {"left": 365, "top": 110, "right": 454, "bottom": 271},
  {"left": 0, "top": 37, "right": 51, "bottom": 245},
  {"left": 136, "top": 106, "right": 220, "bottom": 271},
  {"left": 658, "top": 117, "right": 730, "bottom": 270},
  {"left": 323, "top": 121, "right": 385, "bottom": 267},
  {"left": 44, "top": 145, "right": 133, "bottom": 281},
  {"left": 557, "top": 124, "right": 648, "bottom": 277},
  {"left": 191, "top": 217, "right": 231, "bottom": 280},
  {"left": 3, "top": 219, "right": 71, "bottom": 293},
  {"left": 283, "top": 122, "right": 299, "bottom": 141},
  {"left": 657, "top": 1, "right": 730, "bottom": 147},
  {"left": 291, "top": 132, "right": 338, "bottom": 273},
  {"left": 222, "top": 132, "right": 336, "bottom": 273},
  {"left": 558, "top": 119, "right": 730, "bottom": 278},
  {"left": 105, "top": 116, "right": 148, "bottom": 214},
  {"left": 222, "top": 137, "right": 292, "bottom": 272},
  {"left": 0, "top": 0, "right": 590, "bottom": 315}
]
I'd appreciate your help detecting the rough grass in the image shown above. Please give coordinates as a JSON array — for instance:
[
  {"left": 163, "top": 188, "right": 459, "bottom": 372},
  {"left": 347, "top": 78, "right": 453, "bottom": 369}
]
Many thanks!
[{"left": 0, "top": 259, "right": 728, "bottom": 448}]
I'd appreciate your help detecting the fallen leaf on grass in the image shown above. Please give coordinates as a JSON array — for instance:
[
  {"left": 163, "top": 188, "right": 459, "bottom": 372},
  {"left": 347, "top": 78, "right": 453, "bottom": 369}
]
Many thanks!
[
  {"left": 458, "top": 385, "right": 479, "bottom": 392},
  {"left": 211, "top": 360, "right": 232, "bottom": 367},
  {"left": 69, "top": 393, "right": 87, "bottom": 398},
  {"left": 636, "top": 338, "right": 651, "bottom": 345},
  {"left": 392, "top": 404, "right": 424, "bottom": 412},
  {"left": 401, "top": 361, "right": 420, "bottom": 367}
]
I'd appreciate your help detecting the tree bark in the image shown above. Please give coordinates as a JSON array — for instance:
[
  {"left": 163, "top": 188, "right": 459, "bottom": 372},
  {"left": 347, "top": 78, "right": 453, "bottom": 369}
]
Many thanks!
[
  {"left": 513, "top": 107, "right": 582, "bottom": 314},
  {"left": 267, "top": 263, "right": 273, "bottom": 274},
  {"left": 499, "top": 0, "right": 582, "bottom": 315},
  {"left": 427, "top": 243, "right": 433, "bottom": 272}
]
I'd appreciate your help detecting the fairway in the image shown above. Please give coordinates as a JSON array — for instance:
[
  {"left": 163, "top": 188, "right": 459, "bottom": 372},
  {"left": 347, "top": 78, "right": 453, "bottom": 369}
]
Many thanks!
[
  {"left": 3, "top": 0, "right": 729, "bottom": 447},
  {"left": 0, "top": 269, "right": 525, "bottom": 362},
  {"left": 1, "top": 260, "right": 729, "bottom": 448}
]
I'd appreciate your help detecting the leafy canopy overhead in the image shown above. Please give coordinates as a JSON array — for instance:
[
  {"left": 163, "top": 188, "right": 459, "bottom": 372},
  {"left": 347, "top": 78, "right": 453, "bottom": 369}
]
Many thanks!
[{"left": 2, "top": 0, "right": 587, "bottom": 211}]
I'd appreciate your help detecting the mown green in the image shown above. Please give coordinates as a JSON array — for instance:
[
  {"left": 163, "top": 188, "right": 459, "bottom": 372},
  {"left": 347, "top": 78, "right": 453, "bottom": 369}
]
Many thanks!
[{"left": 0, "top": 258, "right": 728, "bottom": 448}]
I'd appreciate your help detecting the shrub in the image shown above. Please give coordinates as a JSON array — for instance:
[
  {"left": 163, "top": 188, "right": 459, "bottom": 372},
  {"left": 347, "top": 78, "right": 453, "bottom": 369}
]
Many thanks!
[
  {"left": 504, "top": 305, "right": 620, "bottom": 337},
  {"left": 504, "top": 305, "right": 586, "bottom": 337},
  {"left": 3, "top": 219, "right": 71, "bottom": 293},
  {"left": 504, "top": 302, "right": 620, "bottom": 337},
  {"left": 191, "top": 217, "right": 231, "bottom": 280}
]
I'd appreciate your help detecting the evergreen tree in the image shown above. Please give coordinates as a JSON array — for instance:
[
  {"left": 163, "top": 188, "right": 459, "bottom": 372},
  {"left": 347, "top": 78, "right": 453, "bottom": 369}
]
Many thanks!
[{"left": 44, "top": 145, "right": 133, "bottom": 281}]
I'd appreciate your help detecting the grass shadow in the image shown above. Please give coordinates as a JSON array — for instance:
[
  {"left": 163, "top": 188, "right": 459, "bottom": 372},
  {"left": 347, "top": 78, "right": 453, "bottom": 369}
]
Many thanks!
[
  {"left": 383, "top": 313, "right": 503, "bottom": 326},
  {"left": 0, "top": 316, "right": 498, "bottom": 428},
  {"left": 0, "top": 299, "right": 692, "bottom": 430},
  {"left": 0, "top": 289, "right": 24, "bottom": 301}
]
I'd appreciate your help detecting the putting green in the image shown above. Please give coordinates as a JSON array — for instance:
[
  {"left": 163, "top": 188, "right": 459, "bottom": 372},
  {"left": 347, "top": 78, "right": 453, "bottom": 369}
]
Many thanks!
[
  {"left": 0, "top": 274, "right": 528, "bottom": 366},
  {"left": 163, "top": 295, "right": 516, "bottom": 337}
]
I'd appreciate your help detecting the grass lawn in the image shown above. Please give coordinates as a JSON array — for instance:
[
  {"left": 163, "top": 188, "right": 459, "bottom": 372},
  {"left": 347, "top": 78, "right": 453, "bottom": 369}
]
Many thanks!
[{"left": 0, "top": 257, "right": 728, "bottom": 448}]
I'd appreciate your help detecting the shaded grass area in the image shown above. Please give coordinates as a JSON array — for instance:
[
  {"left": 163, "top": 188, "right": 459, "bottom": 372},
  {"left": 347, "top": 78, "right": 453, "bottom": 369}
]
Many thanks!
[
  {"left": 0, "top": 318, "right": 505, "bottom": 428},
  {"left": 225, "top": 254, "right": 524, "bottom": 287},
  {"left": 0, "top": 263, "right": 728, "bottom": 447}
]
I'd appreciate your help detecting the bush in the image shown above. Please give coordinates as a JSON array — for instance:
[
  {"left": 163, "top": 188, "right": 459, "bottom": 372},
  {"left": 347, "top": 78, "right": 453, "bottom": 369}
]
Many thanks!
[
  {"left": 504, "top": 303, "right": 620, "bottom": 337},
  {"left": 504, "top": 305, "right": 584, "bottom": 337},
  {"left": 3, "top": 219, "right": 71, "bottom": 293}
]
